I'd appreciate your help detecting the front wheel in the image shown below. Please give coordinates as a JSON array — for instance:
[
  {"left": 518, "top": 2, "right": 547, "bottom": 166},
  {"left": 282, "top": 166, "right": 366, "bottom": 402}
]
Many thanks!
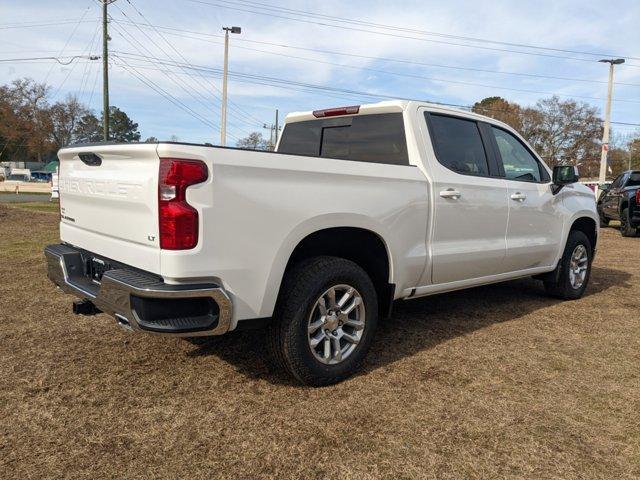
[
  {"left": 268, "top": 256, "right": 378, "bottom": 386},
  {"left": 544, "top": 230, "right": 592, "bottom": 300},
  {"left": 620, "top": 208, "right": 638, "bottom": 237}
]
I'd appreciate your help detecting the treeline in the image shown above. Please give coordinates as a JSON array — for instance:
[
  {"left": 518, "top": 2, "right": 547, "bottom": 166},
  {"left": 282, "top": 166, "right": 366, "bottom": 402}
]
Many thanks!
[
  {"left": 472, "top": 96, "right": 639, "bottom": 177},
  {"left": 2, "top": 77, "right": 639, "bottom": 177},
  {"left": 0, "top": 78, "right": 141, "bottom": 163}
]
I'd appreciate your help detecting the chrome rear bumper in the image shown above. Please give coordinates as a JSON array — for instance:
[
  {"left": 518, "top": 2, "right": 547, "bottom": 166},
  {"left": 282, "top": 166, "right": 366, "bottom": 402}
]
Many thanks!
[{"left": 44, "top": 244, "right": 232, "bottom": 337}]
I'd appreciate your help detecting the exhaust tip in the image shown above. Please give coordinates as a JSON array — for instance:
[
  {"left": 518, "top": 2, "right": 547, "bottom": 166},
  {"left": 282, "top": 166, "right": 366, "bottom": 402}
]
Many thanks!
[{"left": 72, "top": 299, "right": 97, "bottom": 316}]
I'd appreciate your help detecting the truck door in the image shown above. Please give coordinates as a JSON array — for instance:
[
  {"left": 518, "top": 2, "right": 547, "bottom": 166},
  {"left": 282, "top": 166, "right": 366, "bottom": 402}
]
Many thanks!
[
  {"left": 488, "top": 126, "right": 564, "bottom": 271},
  {"left": 420, "top": 111, "right": 509, "bottom": 284},
  {"left": 603, "top": 173, "right": 626, "bottom": 219}
]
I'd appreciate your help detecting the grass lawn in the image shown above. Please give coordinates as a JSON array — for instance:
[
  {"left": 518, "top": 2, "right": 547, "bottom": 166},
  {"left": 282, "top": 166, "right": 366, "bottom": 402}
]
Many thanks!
[{"left": 0, "top": 203, "right": 638, "bottom": 479}]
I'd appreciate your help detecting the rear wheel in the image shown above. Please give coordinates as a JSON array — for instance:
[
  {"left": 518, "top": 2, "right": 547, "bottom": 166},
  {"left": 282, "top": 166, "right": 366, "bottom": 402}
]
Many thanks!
[
  {"left": 620, "top": 208, "right": 638, "bottom": 237},
  {"left": 268, "top": 256, "right": 378, "bottom": 386},
  {"left": 544, "top": 230, "right": 592, "bottom": 300}
]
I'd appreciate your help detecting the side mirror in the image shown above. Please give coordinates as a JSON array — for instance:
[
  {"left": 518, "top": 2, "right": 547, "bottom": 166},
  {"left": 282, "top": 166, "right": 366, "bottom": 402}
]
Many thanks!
[
  {"left": 553, "top": 165, "right": 579, "bottom": 185},
  {"left": 599, "top": 183, "right": 610, "bottom": 192},
  {"left": 552, "top": 165, "right": 579, "bottom": 194}
]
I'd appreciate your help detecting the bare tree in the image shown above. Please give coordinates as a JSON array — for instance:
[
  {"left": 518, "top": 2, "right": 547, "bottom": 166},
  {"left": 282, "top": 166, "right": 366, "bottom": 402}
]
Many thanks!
[{"left": 236, "top": 132, "right": 268, "bottom": 150}]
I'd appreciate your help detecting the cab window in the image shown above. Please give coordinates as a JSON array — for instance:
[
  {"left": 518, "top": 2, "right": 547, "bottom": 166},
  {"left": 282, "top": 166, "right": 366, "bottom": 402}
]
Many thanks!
[
  {"left": 427, "top": 113, "right": 489, "bottom": 176},
  {"left": 491, "top": 127, "right": 548, "bottom": 183}
]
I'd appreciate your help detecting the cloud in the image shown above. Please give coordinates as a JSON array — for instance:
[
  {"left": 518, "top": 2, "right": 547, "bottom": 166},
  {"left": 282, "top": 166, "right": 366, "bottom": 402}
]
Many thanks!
[{"left": 1, "top": 0, "right": 638, "bottom": 142}]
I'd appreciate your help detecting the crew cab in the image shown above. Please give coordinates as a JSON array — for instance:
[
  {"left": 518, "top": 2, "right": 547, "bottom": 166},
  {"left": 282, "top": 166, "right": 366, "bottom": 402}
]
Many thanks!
[
  {"left": 45, "top": 100, "right": 599, "bottom": 385},
  {"left": 597, "top": 170, "right": 640, "bottom": 237}
]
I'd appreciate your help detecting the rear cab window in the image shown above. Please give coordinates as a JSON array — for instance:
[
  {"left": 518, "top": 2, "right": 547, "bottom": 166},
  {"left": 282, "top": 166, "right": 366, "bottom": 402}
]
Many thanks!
[
  {"left": 278, "top": 113, "right": 409, "bottom": 166},
  {"left": 426, "top": 113, "right": 490, "bottom": 176}
]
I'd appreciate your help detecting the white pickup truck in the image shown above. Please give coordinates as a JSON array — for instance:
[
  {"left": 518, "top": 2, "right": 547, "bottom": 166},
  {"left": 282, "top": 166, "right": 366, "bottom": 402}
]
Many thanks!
[{"left": 45, "top": 100, "right": 598, "bottom": 385}]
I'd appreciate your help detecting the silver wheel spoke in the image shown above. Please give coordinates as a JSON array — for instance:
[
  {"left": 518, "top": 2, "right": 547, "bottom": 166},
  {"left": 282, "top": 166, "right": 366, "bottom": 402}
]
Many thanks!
[
  {"left": 317, "top": 297, "right": 328, "bottom": 316},
  {"left": 310, "top": 331, "right": 326, "bottom": 347},
  {"left": 342, "top": 332, "right": 360, "bottom": 344},
  {"left": 342, "top": 297, "right": 361, "bottom": 315},
  {"left": 308, "top": 317, "right": 325, "bottom": 333},
  {"left": 326, "top": 287, "right": 337, "bottom": 308},
  {"left": 332, "top": 336, "right": 342, "bottom": 361},
  {"left": 337, "top": 287, "right": 355, "bottom": 308},
  {"left": 568, "top": 244, "right": 589, "bottom": 289},
  {"left": 323, "top": 337, "right": 331, "bottom": 359},
  {"left": 344, "top": 318, "right": 364, "bottom": 331},
  {"left": 307, "top": 284, "right": 366, "bottom": 365}
]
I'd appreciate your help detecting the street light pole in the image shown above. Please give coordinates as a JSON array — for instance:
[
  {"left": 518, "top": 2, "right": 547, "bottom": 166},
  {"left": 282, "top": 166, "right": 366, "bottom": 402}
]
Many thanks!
[
  {"left": 598, "top": 58, "right": 625, "bottom": 186},
  {"left": 102, "top": 1, "right": 116, "bottom": 142},
  {"left": 221, "top": 26, "right": 241, "bottom": 146}
]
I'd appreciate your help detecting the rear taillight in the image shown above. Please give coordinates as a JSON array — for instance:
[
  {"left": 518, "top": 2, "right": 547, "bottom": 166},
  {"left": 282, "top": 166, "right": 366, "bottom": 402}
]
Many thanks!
[
  {"left": 636, "top": 189, "right": 640, "bottom": 205},
  {"left": 158, "top": 158, "right": 208, "bottom": 250}
]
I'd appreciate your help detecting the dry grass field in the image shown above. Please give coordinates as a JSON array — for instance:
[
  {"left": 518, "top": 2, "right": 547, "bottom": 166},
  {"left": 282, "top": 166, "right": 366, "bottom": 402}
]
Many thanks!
[{"left": 1, "top": 203, "right": 638, "bottom": 479}]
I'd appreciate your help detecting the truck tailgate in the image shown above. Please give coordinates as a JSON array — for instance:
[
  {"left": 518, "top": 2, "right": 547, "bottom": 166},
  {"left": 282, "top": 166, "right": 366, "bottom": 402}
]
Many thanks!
[{"left": 57, "top": 143, "right": 161, "bottom": 274}]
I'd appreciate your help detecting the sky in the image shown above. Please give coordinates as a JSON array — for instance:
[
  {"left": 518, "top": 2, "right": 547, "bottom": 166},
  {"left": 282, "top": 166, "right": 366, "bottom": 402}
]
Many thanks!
[{"left": 1, "top": 0, "right": 639, "bottom": 145}]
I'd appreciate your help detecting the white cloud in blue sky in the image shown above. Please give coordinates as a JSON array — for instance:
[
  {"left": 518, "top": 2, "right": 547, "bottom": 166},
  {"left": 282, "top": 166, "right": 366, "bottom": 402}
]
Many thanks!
[{"left": 1, "top": 0, "right": 638, "bottom": 143}]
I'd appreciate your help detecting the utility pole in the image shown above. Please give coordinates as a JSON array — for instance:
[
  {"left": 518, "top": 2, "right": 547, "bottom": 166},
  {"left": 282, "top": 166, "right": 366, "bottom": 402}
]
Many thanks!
[
  {"left": 221, "top": 26, "right": 241, "bottom": 146},
  {"left": 598, "top": 58, "right": 625, "bottom": 187},
  {"left": 102, "top": 0, "right": 116, "bottom": 142},
  {"left": 263, "top": 110, "right": 282, "bottom": 151}
]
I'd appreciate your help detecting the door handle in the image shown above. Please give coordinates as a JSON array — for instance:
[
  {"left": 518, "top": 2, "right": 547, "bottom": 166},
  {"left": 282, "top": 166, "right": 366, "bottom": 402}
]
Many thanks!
[
  {"left": 440, "top": 188, "right": 461, "bottom": 199},
  {"left": 510, "top": 192, "right": 527, "bottom": 202}
]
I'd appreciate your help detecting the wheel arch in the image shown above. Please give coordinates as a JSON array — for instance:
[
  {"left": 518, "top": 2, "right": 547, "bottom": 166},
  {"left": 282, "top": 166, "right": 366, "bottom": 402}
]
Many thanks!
[
  {"left": 570, "top": 216, "right": 597, "bottom": 254},
  {"left": 262, "top": 216, "right": 396, "bottom": 319}
]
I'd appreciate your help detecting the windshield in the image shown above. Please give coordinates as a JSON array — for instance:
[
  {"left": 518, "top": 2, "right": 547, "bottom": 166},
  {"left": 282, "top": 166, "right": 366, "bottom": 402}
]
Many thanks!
[{"left": 627, "top": 172, "right": 640, "bottom": 187}]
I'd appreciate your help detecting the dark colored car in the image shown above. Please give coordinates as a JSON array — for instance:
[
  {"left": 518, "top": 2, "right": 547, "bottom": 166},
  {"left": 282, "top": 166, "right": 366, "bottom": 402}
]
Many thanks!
[{"left": 597, "top": 170, "right": 640, "bottom": 237}]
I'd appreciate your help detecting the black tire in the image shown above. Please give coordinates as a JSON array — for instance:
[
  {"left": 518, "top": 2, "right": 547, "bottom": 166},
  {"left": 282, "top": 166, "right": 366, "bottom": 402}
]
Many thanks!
[
  {"left": 620, "top": 208, "right": 638, "bottom": 237},
  {"left": 544, "top": 230, "right": 592, "bottom": 300},
  {"left": 268, "top": 256, "right": 378, "bottom": 386}
]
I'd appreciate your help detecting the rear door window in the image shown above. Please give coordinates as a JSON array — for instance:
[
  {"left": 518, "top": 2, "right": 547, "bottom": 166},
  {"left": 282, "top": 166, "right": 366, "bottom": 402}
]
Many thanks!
[
  {"left": 426, "top": 113, "right": 490, "bottom": 176},
  {"left": 278, "top": 113, "right": 409, "bottom": 165}
]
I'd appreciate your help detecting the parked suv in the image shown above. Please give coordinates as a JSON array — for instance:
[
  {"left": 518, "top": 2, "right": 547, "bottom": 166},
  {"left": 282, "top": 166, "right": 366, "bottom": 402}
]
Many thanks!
[
  {"left": 45, "top": 100, "right": 599, "bottom": 385},
  {"left": 597, "top": 170, "right": 640, "bottom": 236}
]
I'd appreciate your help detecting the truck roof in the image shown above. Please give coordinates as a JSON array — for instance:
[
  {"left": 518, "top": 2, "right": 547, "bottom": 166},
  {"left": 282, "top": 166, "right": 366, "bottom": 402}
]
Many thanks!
[{"left": 284, "top": 99, "right": 504, "bottom": 127}]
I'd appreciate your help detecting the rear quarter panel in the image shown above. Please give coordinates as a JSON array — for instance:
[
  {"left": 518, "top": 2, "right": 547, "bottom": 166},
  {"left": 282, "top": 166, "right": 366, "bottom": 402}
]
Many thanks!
[{"left": 156, "top": 144, "right": 429, "bottom": 325}]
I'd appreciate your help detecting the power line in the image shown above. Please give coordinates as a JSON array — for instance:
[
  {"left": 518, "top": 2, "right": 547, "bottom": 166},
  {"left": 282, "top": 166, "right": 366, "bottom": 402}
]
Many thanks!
[
  {"left": 0, "top": 19, "right": 98, "bottom": 30},
  {"left": 112, "top": 20, "right": 640, "bottom": 89},
  {"left": 43, "top": 1, "right": 95, "bottom": 84},
  {"left": 0, "top": 55, "right": 98, "bottom": 64},
  {"left": 115, "top": 2, "right": 262, "bottom": 130},
  {"left": 109, "top": 54, "right": 640, "bottom": 127},
  {"left": 112, "top": 50, "right": 640, "bottom": 105},
  {"left": 187, "top": 0, "right": 640, "bottom": 67},
  {"left": 214, "top": 0, "right": 640, "bottom": 61},
  {"left": 113, "top": 55, "right": 241, "bottom": 140},
  {"left": 109, "top": 5, "right": 261, "bottom": 131},
  {"left": 120, "top": 1, "right": 264, "bottom": 126}
]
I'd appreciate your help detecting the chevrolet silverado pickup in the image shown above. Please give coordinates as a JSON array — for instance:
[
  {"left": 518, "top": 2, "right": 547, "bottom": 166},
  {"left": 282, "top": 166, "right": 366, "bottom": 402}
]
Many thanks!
[
  {"left": 597, "top": 170, "right": 640, "bottom": 237},
  {"left": 45, "top": 100, "right": 599, "bottom": 386}
]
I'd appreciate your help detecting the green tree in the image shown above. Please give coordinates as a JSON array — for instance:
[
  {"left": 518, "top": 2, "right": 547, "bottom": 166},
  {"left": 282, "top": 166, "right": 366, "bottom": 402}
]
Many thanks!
[
  {"left": 472, "top": 96, "right": 523, "bottom": 131},
  {"left": 106, "top": 106, "right": 140, "bottom": 142},
  {"left": 73, "top": 113, "right": 102, "bottom": 144}
]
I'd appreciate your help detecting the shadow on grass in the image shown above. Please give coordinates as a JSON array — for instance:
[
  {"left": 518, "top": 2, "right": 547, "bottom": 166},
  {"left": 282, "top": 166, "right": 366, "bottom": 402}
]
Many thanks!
[{"left": 185, "top": 265, "right": 632, "bottom": 386}]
